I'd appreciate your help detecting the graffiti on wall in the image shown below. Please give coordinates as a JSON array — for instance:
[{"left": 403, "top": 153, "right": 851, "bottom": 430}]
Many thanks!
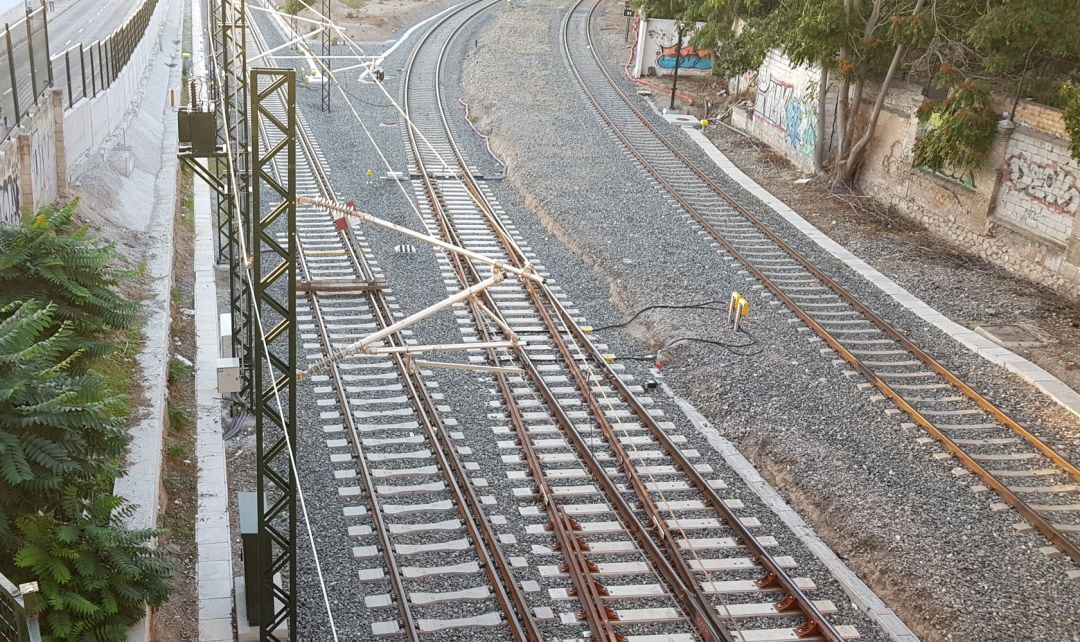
[
  {"left": 29, "top": 108, "right": 55, "bottom": 209},
  {"left": 1004, "top": 153, "right": 1080, "bottom": 217},
  {"left": 754, "top": 71, "right": 817, "bottom": 159},
  {"left": 645, "top": 20, "right": 711, "bottom": 74},
  {"left": 655, "top": 43, "right": 712, "bottom": 71},
  {"left": 0, "top": 174, "right": 19, "bottom": 224}
]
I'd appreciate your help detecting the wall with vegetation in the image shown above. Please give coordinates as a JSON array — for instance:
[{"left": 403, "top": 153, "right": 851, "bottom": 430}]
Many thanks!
[{"left": 731, "top": 51, "right": 1080, "bottom": 301}]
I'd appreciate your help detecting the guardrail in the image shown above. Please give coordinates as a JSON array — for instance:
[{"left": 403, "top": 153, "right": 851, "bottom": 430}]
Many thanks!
[
  {"left": 0, "top": 6, "right": 49, "bottom": 139},
  {"left": 50, "top": 0, "right": 159, "bottom": 111},
  {"left": 0, "top": 573, "right": 40, "bottom": 642}
]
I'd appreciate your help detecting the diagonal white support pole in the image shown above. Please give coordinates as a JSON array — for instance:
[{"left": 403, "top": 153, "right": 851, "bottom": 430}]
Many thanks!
[
  {"left": 298, "top": 271, "right": 506, "bottom": 380},
  {"left": 364, "top": 340, "right": 521, "bottom": 355},
  {"left": 409, "top": 358, "right": 525, "bottom": 376},
  {"left": 297, "top": 195, "right": 544, "bottom": 285}
]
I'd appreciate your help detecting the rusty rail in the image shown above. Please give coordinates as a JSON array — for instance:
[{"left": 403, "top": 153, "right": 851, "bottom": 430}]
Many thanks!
[
  {"left": 567, "top": 0, "right": 1080, "bottom": 567},
  {"left": 248, "top": 11, "right": 541, "bottom": 638},
  {"left": 402, "top": 0, "right": 845, "bottom": 638}
]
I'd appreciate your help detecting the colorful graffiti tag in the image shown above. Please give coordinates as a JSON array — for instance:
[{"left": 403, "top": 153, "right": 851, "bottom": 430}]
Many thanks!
[
  {"left": 753, "top": 71, "right": 816, "bottom": 159},
  {"left": 655, "top": 44, "right": 712, "bottom": 71},
  {"left": 646, "top": 21, "right": 712, "bottom": 73},
  {"left": 1004, "top": 152, "right": 1080, "bottom": 217}
]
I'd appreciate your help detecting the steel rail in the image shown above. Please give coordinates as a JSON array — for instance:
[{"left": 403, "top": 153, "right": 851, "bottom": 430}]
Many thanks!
[
  {"left": 399, "top": 3, "right": 623, "bottom": 640},
  {"left": 405, "top": 2, "right": 821, "bottom": 640},
  {"left": 247, "top": 12, "right": 541, "bottom": 638},
  {"left": 566, "top": 0, "right": 1080, "bottom": 567},
  {"left": 401, "top": 2, "right": 729, "bottom": 639},
  {"left": 435, "top": 3, "right": 848, "bottom": 640},
  {"left": 415, "top": 0, "right": 853, "bottom": 639}
]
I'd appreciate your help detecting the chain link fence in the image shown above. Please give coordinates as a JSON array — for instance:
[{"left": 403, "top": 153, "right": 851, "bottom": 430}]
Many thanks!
[
  {"left": 0, "top": 574, "right": 39, "bottom": 642},
  {"left": 50, "top": 0, "right": 159, "bottom": 113}
]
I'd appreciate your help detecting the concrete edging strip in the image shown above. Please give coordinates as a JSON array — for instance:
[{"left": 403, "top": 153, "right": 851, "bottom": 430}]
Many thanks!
[
  {"left": 190, "top": 0, "right": 235, "bottom": 639},
  {"left": 682, "top": 126, "right": 1080, "bottom": 420},
  {"left": 659, "top": 379, "right": 921, "bottom": 642}
]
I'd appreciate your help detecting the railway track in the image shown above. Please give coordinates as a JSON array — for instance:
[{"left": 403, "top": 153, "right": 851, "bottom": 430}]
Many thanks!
[
  {"left": 247, "top": 14, "right": 538, "bottom": 639},
  {"left": 561, "top": 0, "right": 1080, "bottom": 566},
  {"left": 401, "top": 1, "right": 861, "bottom": 640}
]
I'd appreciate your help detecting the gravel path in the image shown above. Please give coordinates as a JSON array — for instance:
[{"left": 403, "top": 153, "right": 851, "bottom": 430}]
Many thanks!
[{"left": 457, "top": 1, "right": 1080, "bottom": 641}]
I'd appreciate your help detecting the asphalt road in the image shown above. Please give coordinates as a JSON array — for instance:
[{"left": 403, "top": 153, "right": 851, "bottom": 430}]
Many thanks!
[{"left": 46, "top": 0, "right": 139, "bottom": 54}]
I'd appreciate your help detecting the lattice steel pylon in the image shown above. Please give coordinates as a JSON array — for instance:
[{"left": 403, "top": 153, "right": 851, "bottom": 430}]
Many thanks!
[
  {"left": 220, "top": 0, "right": 254, "bottom": 411},
  {"left": 250, "top": 67, "right": 298, "bottom": 642},
  {"left": 319, "top": 0, "right": 330, "bottom": 112}
]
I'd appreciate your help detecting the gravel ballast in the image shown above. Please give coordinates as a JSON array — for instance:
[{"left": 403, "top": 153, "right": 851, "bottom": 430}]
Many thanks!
[{"left": 455, "top": 1, "right": 1080, "bottom": 641}]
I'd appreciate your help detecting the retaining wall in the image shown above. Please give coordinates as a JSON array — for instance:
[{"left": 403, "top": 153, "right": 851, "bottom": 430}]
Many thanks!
[
  {"left": 729, "top": 51, "right": 1080, "bottom": 301},
  {"left": 632, "top": 17, "right": 712, "bottom": 78},
  {"left": 729, "top": 50, "right": 832, "bottom": 173},
  {"left": 62, "top": 0, "right": 170, "bottom": 172}
]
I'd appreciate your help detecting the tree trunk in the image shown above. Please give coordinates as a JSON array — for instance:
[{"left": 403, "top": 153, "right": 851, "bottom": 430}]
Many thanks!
[
  {"left": 813, "top": 66, "right": 828, "bottom": 172},
  {"left": 839, "top": 0, "right": 926, "bottom": 185},
  {"left": 835, "top": 71, "right": 851, "bottom": 184}
]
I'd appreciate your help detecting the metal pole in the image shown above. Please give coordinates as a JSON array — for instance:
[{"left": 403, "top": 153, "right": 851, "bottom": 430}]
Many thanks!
[
  {"left": 320, "top": 0, "right": 329, "bottom": 111},
  {"left": 24, "top": 13, "right": 37, "bottom": 105},
  {"left": 250, "top": 66, "right": 297, "bottom": 642},
  {"left": 79, "top": 43, "right": 85, "bottom": 99},
  {"left": 41, "top": 6, "right": 50, "bottom": 86},
  {"left": 64, "top": 48, "right": 70, "bottom": 106},
  {"left": 6, "top": 24, "right": 20, "bottom": 124},
  {"left": 89, "top": 44, "right": 96, "bottom": 97},
  {"left": 669, "top": 23, "right": 683, "bottom": 111}
]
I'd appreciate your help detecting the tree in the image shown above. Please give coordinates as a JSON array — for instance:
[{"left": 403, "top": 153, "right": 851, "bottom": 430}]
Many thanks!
[
  {"left": 11, "top": 489, "right": 171, "bottom": 642},
  {"left": 0, "top": 300, "right": 127, "bottom": 542},
  {"left": 0, "top": 202, "right": 140, "bottom": 359},
  {"left": 913, "top": 71, "right": 998, "bottom": 173},
  {"left": 668, "top": 0, "right": 1080, "bottom": 182},
  {"left": 967, "top": 0, "right": 1080, "bottom": 80},
  {"left": 281, "top": 0, "right": 308, "bottom": 15}
]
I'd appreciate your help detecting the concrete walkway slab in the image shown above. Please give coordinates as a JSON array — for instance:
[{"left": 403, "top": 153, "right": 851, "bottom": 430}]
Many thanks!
[
  {"left": 683, "top": 126, "right": 1080, "bottom": 420},
  {"left": 189, "top": 0, "right": 234, "bottom": 639}
]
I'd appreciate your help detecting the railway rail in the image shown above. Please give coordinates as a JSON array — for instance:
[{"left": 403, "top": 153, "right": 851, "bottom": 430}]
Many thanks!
[
  {"left": 247, "top": 14, "right": 538, "bottom": 638},
  {"left": 401, "top": 1, "right": 860, "bottom": 639},
  {"left": 562, "top": 0, "right": 1080, "bottom": 566}
]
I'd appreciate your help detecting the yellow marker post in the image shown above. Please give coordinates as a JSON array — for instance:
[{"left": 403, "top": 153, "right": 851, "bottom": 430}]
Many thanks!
[{"left": 728, "top": 291, "right": 749, "bottom": 331}]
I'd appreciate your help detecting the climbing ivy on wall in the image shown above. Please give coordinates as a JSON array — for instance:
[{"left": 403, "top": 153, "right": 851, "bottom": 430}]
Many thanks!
[
  {"left": 1062, "top": 83, "right": 1080, "bottom": 165},
  {"left": 913, "top": 71, "right": 999, "bottom": 174}
]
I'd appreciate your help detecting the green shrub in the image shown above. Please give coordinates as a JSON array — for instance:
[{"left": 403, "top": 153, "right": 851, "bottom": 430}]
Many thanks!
[
  {"left": 0, "top": 201, "right": 140, "bottom": 359},
  {"left": 13, "top": 490, "right": 171, "bottom": 641},
  {"left": 0, "top": 300, "right": 127, "bottom": 540}
]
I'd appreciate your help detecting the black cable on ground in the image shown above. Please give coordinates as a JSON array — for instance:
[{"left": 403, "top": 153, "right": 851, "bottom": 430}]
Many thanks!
[
  {"left": 591, "top": 299, "right": 728, "bottom": 332},
  {"left": 592, "top": 299, "right": 766, "bottom": 360}
]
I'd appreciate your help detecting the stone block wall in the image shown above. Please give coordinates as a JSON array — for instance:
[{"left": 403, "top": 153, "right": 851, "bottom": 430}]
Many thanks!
[
  {"left": 728, "top": 48, "right": 1080, "bottom": 301},
  {"left": 995, "top": 128, "right": 1079, "bottom": 245},
  {"left": 0, "top": 88, "right": 65, "bottom": 224}
]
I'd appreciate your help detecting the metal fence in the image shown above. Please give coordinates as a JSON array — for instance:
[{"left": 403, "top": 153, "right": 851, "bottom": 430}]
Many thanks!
[
  {"left": 0, "top": 573, "right": 39, "bottom": 642},
  {"left": 0, "top": 6, "right": 49, "bottom": 138},
  {"left": 50, "top": 0, "right": 159, "bottom": 112}
]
